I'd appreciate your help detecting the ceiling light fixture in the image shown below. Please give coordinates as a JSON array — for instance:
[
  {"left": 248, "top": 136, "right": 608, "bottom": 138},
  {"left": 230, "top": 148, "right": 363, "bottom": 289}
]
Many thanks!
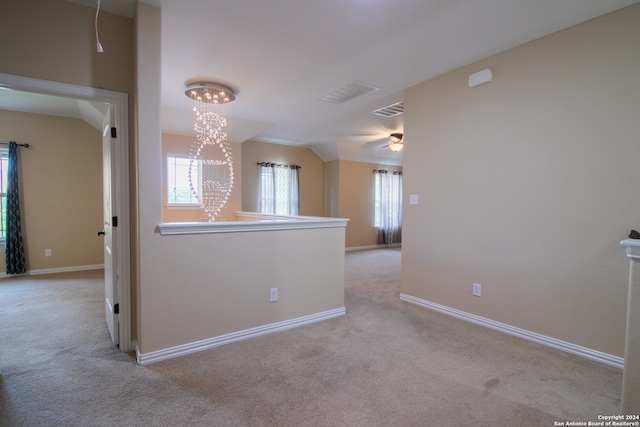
[
  {"left": 184, "top": 81, "right": 236, "bottom": 221},
  {"left": 388, "top": 133, "right": 403, "bottom": 152},
  {"left": 185, "top": 82, "right": 235, "bottom": 104}
]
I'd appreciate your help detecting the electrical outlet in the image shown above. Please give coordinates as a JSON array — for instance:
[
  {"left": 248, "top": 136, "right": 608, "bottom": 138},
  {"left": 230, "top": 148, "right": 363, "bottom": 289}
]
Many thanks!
[
  {"left": 45, "top": 249, "right": 52, "bottom": 257},
  {"left": 270, "top": 287, "right": 278, "bottom": 302},
  {"left": 473, "top": 283, "right": 481, "bottom": 297}
]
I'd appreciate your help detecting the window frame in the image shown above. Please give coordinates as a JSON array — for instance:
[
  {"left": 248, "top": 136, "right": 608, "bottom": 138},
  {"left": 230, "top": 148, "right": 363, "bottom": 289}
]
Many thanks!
[{"left": 166, "top": 153, "right": 202, "bottom": 208}]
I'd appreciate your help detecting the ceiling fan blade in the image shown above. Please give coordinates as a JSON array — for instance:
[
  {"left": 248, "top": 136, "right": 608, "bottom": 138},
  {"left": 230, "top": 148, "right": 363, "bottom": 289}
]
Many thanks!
[{"left": 364, "top": 136, "right": 389, "bottom": 145}]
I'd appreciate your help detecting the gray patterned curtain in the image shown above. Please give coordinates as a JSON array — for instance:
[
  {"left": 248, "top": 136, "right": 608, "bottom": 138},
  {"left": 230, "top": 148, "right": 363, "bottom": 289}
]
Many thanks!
[{"left": 5, "top": 141, "right": 25, "bottom": 274}]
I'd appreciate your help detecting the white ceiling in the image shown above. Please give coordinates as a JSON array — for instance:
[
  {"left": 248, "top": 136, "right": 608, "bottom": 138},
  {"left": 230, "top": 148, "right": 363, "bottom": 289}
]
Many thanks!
[
  {"left": 0, "top": 88, "right": 110, "bottom": 132},
  {"left": 5, "top": 0, "right": 640, "bottom": 166}
]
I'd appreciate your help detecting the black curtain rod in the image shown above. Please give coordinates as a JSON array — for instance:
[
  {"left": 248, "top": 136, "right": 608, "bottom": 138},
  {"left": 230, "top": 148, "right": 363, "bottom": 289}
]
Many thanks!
[
  {"left": 373, "top": 169, "right": 402, "bottom": 174},
  {"left": 0, "top": 142, "right": 30, "bottom": 148},
  {"left": 257, "top": 162, "right": 301, "bottom": 169}
]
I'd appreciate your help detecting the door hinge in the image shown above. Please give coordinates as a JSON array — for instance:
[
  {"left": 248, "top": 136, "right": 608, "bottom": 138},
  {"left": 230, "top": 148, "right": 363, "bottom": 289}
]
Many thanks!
[
  {"left": 114, "top": 303, "right": 119, "bottom": 314},
  {"left": 112, "top": 216, "right": 118, "bottom": 227},
  {"left": 110, "top": 127, "right": 117, "bottom": 138}
]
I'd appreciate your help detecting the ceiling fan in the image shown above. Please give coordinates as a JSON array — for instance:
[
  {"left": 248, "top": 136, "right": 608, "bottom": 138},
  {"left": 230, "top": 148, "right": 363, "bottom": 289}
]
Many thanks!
[
  {"left": 384, "top": 133, "right": 403, "bottom": 152},
  {"left": 335, "top": 127, "right": 403, "bottom": 152},
  {"left": 359, "top": 131, "right": 404, "bottom": 151}
]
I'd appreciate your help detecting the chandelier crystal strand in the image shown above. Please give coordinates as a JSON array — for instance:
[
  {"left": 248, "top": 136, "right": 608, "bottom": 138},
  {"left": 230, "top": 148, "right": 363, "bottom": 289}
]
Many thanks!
[{"left": 186, "top": 83, "right": 235, "bottom": 222}]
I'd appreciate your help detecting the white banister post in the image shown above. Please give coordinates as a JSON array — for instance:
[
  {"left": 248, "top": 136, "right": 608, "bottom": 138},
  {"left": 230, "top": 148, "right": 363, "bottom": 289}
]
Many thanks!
[{"left": 619, "top": 239, "right": 640, "bottom": 415}]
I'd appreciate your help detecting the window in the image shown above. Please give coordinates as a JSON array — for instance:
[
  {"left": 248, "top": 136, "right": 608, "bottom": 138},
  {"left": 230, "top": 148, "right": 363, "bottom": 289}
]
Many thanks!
[
  {"left": 374, "top": 172, "right": 382, "bottom": 228},
  {"left": 374, "top": 170, "right": 402, "bottom": 245},
  {"left": 0, "top": 149, "right": 7, "bottom": 240},
  {"left": 258, "top": 163, "right": 300, "bottom": 215},
  {"left": 167, "top": 154, "right": 201, "bottom": 206}
]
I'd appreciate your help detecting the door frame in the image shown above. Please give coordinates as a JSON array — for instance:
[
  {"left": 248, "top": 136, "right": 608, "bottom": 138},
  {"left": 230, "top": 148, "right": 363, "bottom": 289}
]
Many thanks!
[{"left": 0, "top": 72, "right": 132, "bottom": 352}]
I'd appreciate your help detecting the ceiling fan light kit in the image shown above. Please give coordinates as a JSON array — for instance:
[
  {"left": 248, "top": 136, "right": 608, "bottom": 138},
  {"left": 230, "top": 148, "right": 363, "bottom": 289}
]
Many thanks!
[{"left": 388, "top": 133, "right": 403, "bottom": 152}]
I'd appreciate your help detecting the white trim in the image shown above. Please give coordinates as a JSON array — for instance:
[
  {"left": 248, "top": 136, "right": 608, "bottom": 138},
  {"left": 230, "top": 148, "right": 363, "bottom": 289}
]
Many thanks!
[
  {"left": 136, "top": 307, "right": 346, "bottom": 365},
  {"left": 0, "top": 264, "right": 104, "bottom": 278},
  {"left": 346, "top": 243, "right": 401, "bottom": 252},
  {"left": 0, "top": 73, "right": 132, "bottom": 353},
  {"left": 346, "top": 245, "right": 380, "bottom": 252},
  {"left": 620, "top": 239, "right": 640, "bottom": 259},
  {"left": 165, "top": 204, "right": 201, "bottom": 209},
  {"left": 166, "top": 153, "right": 202, "bottom": 206},
  {"left": 234, "top": 211, "right": 327, "bottom": 221},
  {"left": 399, "top": 293, "right": 623, "bottom": 369},
  {"left": 158, "top": 212, "right": 349, "bottom": 235}
]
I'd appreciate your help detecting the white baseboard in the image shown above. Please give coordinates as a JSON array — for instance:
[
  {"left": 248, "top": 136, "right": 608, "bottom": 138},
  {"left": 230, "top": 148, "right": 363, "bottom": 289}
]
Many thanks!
[
  {"left": 0, "top": 264, "right": 104, "bottom": 278},
  {"left": 136, "top": 307, "right": 346, "bottom": 365},
  {"left": 346, "top": 245, "right": 379, "bottom": 252},
  {"left": 399, "top": 293, "right": 623, "bottom": 369},
  {"left": 346, "top": 243, "right": 401, "bottom": 252}
]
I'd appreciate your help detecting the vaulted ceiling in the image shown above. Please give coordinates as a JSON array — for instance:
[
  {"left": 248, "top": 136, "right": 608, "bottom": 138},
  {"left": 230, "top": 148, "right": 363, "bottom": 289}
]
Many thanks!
[{"left": 7, "top": 0, "right": 640, "bottom": 166}]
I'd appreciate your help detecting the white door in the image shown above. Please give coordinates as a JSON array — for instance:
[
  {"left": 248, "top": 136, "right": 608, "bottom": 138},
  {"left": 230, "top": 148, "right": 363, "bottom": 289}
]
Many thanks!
[{"left": 101, "top": 107, "right": 119, "bottom": 346}]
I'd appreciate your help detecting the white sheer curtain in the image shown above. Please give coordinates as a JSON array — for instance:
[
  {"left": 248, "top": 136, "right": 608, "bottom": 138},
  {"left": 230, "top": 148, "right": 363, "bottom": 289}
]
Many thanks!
[
  {"left": 258, "top": 163, "right": 300, "bottom": 215},
  {"left": 374, "top": 170, "right": 402, "bottom": 245}
]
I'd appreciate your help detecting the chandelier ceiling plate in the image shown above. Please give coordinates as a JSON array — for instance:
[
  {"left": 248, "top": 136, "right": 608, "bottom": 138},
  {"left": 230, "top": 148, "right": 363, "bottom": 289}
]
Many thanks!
[{"left": 185, "top": 82, "right": 236, "bottom": 104}]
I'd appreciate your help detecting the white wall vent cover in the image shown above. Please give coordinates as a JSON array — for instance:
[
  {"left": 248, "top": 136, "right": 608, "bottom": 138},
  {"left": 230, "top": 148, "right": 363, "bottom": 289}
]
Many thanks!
[
  {"left": 318, "top": 80, "right": 379, "bottom": 104},
  {"left": 372, "top": 101, "right": 403, "bottom": 117}
]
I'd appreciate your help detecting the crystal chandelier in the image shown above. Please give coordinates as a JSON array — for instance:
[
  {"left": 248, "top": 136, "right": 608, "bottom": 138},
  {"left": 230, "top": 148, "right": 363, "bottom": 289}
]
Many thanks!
[{"left": 185, "top": 82, "right": 236, "bottom": 221}]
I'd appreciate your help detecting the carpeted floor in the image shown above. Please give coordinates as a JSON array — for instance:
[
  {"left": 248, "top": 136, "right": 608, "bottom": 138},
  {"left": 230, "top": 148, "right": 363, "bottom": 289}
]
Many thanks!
[{"left": 0, "top": 249, "right": 623, "bottom": 426}]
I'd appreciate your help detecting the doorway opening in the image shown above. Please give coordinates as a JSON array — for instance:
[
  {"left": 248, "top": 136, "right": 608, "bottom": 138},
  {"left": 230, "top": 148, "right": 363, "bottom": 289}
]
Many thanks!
[{"left": 0, "top": 73, "right": 131, "bottom": 352}]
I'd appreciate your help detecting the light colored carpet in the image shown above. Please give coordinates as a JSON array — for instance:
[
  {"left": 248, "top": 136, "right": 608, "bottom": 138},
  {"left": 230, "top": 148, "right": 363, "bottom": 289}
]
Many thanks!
[{"left": 0, "top": 249, "right": 622, "bottom": 426}]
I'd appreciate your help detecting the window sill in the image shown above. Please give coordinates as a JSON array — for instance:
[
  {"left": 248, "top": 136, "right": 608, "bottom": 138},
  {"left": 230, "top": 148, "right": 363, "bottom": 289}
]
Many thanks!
[{"left": 165, "top": 204, "right": 201, "bottom": 210}]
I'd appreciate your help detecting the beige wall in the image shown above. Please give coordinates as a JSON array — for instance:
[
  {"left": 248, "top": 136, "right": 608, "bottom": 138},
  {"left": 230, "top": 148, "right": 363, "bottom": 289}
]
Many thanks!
[
  {"left": 135, "top": 6, "right": 345, "bottom": 356},
  {"left": 162, "top": 133, "right": 242, "bottom": 222},
  {"left": 401, "top": 5, "right": 640, "bottom": 357},
  {"left": 330, "top": 160, "right": 402, "bottom": 248},
  {"left": 0, "top": 0, "right": 133, "bottom": 97},
  {"left": 241, "top": 140, "right": 324, "bottom": 216},
  {"left": 0, "top": 110, "right": 103, "bottom": 272},
  {"left": 138, "top": 226, "right": 346, "bottom": 355},
  {"left": 136, "top": 1, "right": 163, "bottom": 354},
  {"left": 324, "top": 160, "right": 340, "bottom": 218}
]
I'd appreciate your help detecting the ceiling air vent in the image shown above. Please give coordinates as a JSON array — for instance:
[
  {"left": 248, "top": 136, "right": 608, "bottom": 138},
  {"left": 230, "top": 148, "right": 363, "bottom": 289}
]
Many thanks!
[
  {"left": 318, "top": 80, "right": 379, "bottom": 104},
  {"left": 372, "top": 101, "right": 404, "bottom": 118}
]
